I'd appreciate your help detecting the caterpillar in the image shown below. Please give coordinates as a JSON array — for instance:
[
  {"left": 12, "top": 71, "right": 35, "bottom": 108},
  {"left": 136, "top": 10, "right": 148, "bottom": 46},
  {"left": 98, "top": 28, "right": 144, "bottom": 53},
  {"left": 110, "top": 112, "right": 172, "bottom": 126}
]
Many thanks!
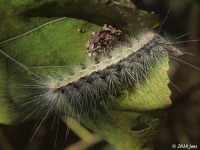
[
  {"left": 17, "top": 30, "right": 181, "bottom": 118},
  {"left": 0, "top": 18, "right": 195, "bottom": 122},
  {"left": 0, "top": 11, "right": 199, "bottom": 149}
]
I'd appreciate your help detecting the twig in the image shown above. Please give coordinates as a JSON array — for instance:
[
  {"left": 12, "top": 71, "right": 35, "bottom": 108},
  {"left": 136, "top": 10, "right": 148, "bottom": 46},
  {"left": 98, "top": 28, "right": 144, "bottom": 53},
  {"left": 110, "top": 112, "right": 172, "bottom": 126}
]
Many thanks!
[
  {"left": 65, "top": 135, "right": 103, "bottom": 150},
  {"left": 62, "top": 117, "right": 104, "bottom": 150}
]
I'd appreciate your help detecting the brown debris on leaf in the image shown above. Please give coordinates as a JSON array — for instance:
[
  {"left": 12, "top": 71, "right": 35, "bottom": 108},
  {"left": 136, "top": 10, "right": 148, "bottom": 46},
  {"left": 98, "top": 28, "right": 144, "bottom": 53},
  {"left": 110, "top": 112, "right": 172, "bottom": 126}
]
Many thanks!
[{"left": 86, "top": 24, "right": 124, "bottom": 60}]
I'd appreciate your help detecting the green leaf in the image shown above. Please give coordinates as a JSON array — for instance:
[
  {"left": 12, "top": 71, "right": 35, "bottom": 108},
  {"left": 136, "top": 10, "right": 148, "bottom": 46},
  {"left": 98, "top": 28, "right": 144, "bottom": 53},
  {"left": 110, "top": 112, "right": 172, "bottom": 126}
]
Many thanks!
[
  {"left": 110, "top": 56, "right": 171, "bottom": 111},
  {"left": 0, "top": 1, "right": 170, "bottom": 149},
  {"left": 81, "top": 56, "right": 170, "bottom": 149},
  {"left": 0, "top": 18, "right": 101, "bottom": 124},
  {"left": 0, "top": 0, "right": 159, "bottom": 41},
  {"left": 0, "top": 0, "right": 160, "bottom": 125}
]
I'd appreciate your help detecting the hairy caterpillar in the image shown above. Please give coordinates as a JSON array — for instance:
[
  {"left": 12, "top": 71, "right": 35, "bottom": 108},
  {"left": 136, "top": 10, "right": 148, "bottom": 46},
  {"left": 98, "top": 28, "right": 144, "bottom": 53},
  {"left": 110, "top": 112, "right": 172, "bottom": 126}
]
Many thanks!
[
  {"left": 8, "top": 29, "right": 180, "bottom": 118},
  {"left": 0, "top": 19, "right": 194, "bottom": 118},
  {"left": 0, "top": 12, "right": 199, "bottom": 149}
]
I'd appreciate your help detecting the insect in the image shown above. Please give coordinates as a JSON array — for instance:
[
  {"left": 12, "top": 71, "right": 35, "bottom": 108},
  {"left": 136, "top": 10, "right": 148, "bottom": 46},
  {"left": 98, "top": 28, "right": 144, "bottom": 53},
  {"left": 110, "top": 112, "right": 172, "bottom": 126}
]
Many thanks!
[{"left": 0, "top": 2, "right": 199, "bottom": 149}]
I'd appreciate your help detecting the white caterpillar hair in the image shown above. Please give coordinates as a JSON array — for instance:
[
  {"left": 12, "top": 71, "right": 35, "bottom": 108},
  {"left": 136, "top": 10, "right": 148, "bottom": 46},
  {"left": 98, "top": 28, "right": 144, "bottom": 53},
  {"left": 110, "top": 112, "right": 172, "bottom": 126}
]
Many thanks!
[
  {"left": 22, "top": 30, "right": 183, "bottom": 120},
  {"left": 0, "top": 18, "right": 199, "bottom": 144}
]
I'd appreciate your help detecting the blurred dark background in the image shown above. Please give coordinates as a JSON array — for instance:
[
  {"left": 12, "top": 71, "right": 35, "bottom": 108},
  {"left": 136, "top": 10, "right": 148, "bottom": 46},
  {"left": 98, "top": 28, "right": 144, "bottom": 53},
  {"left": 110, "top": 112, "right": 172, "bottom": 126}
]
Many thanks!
[{"left": 0, "top": 0, "right": 200, "bottom": 150}]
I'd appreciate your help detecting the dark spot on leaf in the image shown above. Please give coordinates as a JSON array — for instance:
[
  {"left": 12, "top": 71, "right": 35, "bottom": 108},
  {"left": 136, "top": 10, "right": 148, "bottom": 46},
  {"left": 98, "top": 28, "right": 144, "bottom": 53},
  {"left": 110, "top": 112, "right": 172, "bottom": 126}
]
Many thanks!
[{"left": 131, "top": 115, "right": 151, "bottom": 132}]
